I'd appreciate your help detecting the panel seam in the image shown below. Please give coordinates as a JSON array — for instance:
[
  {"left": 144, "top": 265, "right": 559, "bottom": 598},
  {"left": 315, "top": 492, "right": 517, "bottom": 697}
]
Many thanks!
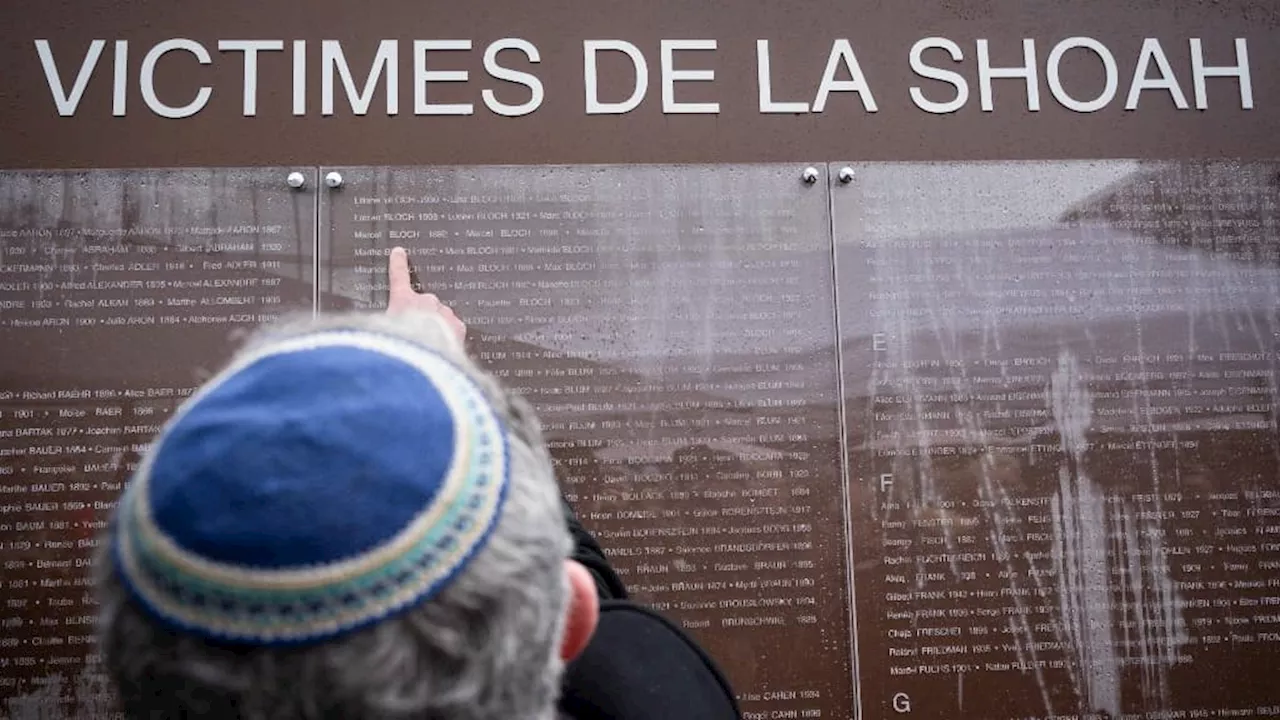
[{"left": 826, "top": 162, "right": 863, "bottom": 720}]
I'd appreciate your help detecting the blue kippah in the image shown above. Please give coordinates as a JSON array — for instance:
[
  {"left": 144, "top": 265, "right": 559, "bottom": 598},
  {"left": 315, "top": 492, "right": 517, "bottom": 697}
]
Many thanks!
[{"left": 111, "top": 330, "right": 510, "bottom": 645}]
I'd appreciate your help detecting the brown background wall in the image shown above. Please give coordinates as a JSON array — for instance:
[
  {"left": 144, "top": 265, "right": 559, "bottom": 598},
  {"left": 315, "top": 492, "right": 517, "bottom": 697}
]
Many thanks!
[{"left": 1, "top": 0, "right": 1278, "bottom": 169}]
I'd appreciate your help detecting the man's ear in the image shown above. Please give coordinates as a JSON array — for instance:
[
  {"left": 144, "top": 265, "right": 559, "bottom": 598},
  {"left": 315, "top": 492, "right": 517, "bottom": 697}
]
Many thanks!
[{"left": 560, "top": 560, "right": 599, "bottom": 661}]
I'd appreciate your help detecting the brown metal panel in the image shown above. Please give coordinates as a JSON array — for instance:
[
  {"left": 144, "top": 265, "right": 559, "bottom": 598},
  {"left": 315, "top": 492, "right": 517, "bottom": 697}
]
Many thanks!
[
  {"left": 833, "top": 159, "right": 1280, "bottom": 719},
  {"left": 0, "top": 168, "right": 316, "bottom": 716},
  {"left": 321, "top": 164, "right": 855, "bottom": 719}
]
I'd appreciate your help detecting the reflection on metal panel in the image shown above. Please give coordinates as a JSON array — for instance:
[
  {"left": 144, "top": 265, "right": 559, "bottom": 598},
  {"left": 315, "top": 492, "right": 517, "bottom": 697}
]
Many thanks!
[
  {"left": 833, "top": 160, "right": 1280, "bottom": 720},
  {"left": 0, "top": 168, "right": 316, "bottom": 718},
  {"left": 321, "top": 164, "right": 854, "bottom": 720},
  {"left": 8, "top": 160, "right": 1273, "bottom": 719}
]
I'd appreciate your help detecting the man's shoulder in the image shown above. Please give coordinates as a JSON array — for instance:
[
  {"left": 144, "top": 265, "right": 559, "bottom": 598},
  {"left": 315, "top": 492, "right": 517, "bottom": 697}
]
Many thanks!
[{"left": 560, "top": 601, "right": 741, "bottom": 720}]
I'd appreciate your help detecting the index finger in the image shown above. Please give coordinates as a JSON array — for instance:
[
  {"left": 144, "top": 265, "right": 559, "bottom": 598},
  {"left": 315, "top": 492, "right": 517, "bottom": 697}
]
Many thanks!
[{"left": 387, "top": 247, "right": 414, "bottom": 304}]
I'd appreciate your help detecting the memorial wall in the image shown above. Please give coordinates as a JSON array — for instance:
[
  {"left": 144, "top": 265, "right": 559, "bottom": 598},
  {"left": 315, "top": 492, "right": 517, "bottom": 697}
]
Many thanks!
[
  {"left": 1, "top": 1, "right": 1279, "bottom": 719},
  {"left": 1, "top": 160, "right": 1277, "bottom": 720}
]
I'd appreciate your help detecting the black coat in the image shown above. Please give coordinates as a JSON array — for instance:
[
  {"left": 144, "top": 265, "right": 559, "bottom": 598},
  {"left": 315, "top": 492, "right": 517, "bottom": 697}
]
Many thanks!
[{"left": 558, "top": 500, "right": 741, "bottom": 720}]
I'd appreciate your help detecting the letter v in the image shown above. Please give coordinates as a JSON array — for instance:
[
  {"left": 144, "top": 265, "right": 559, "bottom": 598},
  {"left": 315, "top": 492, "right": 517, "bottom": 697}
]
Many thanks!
[{"left": 35, "top": 40, "right": 105, "bottom": 116}]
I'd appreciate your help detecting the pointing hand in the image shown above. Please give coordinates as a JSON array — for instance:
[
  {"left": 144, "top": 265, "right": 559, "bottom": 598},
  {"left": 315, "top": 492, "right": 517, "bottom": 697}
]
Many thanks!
[{"left": 386, "top": 246, "right": 466, "bottom": 345}]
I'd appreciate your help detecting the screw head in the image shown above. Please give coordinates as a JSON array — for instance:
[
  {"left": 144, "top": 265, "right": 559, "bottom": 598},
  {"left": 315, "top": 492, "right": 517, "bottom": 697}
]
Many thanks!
[
  {"left": 286, "top": 172, "right": 306, "bottom": 189},
  {"left": 801, "top": 166, "right": 820, "bottom": 184},
  {"left": 838, "top": 166, "right": 856, "bottom": 184},
  {"left": 324, "top": 171, "right": 344, "bottom": 189}
]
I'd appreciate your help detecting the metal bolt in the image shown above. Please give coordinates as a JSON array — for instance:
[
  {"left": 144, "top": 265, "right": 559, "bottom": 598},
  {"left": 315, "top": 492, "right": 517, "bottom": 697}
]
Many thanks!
[
  {"left": 324, "top": 171, "right": 344, "bottom": 189},
  {"left": 286, "top": 172, "right": 306, "bottom": 189},
  {"left": 838, "top": 166, "right": 856, "bottom": 184},
  {"left": 801, "top": 166, "right": 820, "bottom": 185}
]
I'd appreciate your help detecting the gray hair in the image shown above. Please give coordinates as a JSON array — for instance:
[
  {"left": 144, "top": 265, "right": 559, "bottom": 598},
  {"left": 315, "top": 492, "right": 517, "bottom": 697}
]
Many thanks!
[{"left": 93, "top": 311, "right": 574, "bottom": 720}]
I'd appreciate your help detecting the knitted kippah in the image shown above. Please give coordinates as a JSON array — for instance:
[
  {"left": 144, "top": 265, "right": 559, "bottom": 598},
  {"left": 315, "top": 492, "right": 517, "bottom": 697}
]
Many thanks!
[{"left": 110, "top": 329, "right": 510, "bottom": 645}]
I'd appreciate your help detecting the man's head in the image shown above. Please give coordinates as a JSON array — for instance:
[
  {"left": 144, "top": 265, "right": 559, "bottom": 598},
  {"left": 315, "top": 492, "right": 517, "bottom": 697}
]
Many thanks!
[{"left": 94, "top": 310, "right": 599, "bottom": 720}]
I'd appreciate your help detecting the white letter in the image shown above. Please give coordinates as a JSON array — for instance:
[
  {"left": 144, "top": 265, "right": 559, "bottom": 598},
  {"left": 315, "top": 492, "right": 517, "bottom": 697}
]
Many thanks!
[
  {"left": 293, "top": 40, "right": 307, "bottom": 115},
  {"left": 1046, "top": 37, "right": 1117, "bottom": 113},
  {"left": 322, "top": 39, "right": 399, "bottom": 116},
  {"left": 219, "top": 40, "right": 283, "bottom": 116},
  {"left": 813, "top": 39, "right": 878, "bottom": 113},
  {"left": 34, "top": 40, "right": 105, "bottom": 117},
  {"left": 908, "top": 37, "right": 969, "bottom": 114},
  {"left": 1125, "top": 38, "right": 1188, "bottom": 110},
  {"left": 1190, "top": 38, "right": 1252, "bottom": 110},
  {"left": 140, "top": 39, "right": 212, "bottom": 119},
  {"left": 976, "top": 38, "right": 1039, "bottom": 112},
  {"left": 414, "top": 40, "right": 472, "bottom": 115},
  {"left": 660, "top": 39, "right": 718, "bottom": 114},
  {"left": 482, "top": 38, "right": 543, "bottom": 116},
  {"left": 112, "top": 40, "right": 128, "bottom": 116},
  {"left": 583, "top": 40, "right": 648, "bottom": 114},
  {"left": 757, "top": 40, "right": 808, "bottom": 113}
]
